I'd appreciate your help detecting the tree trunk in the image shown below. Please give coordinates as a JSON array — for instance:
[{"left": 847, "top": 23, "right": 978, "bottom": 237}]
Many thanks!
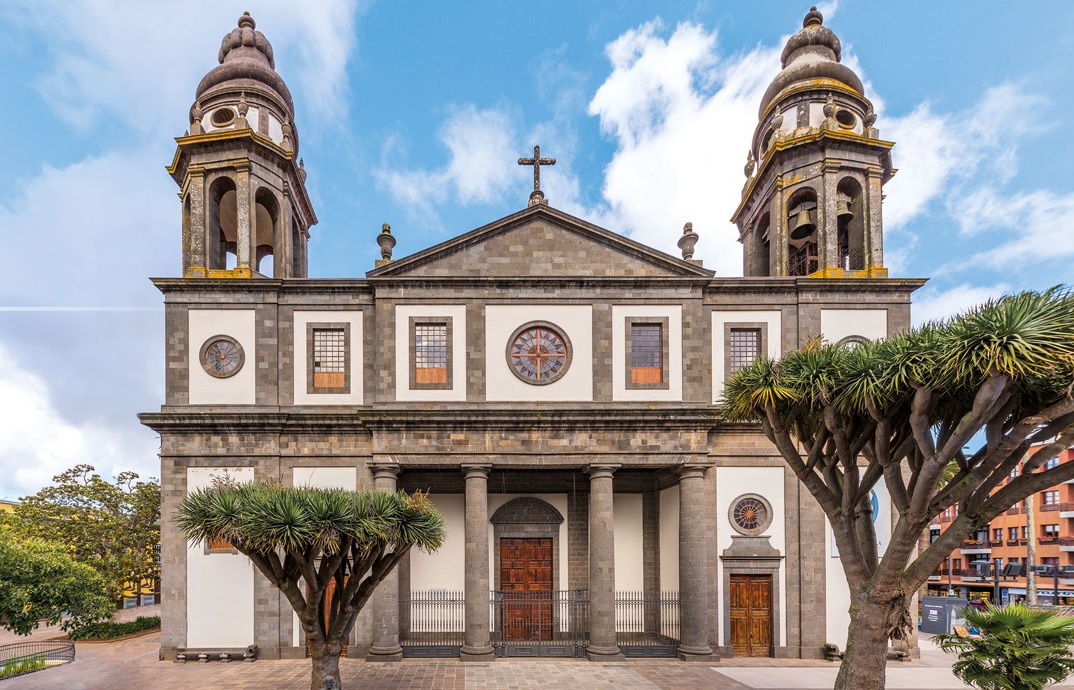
[
  {"left": 834, "top": 592, "right": 897, "bottom": 690},
  {"left": 308, "top": 639, "right": 343, "bottom": 690}
]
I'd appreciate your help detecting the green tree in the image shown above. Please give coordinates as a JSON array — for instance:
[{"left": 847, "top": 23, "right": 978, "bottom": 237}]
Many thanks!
[
  {"left": 0, "top": 526, "right": 113, "bottom": 635},
  {"left": 935, "top": 604, "right": 1074, "bottom": 690},
  {"left": 14, "top": 465, "right": 160, "bottom": 604},
  {"left": 177, "top": 482, "right": 444, "bottom": 690},
  {"left": 721, "top": 288, "right": 1074, "bottom": 690}
]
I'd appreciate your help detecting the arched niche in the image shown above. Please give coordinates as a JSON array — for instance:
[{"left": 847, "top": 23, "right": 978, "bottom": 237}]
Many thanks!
[
  {"left": 207, "top": 176, "right": 237, "bottom": 271},
  {"left": 836, "top": 176, "right": 865, "bottom": 271},
  {"left": 254, "top": 187, "right": 280, "bottom": 277},
  {"left": 786, "top": 187, "right": 818, "bottom": 276},
  {"left": 490, "top": 497, "right": 564, "bottom": 592}
]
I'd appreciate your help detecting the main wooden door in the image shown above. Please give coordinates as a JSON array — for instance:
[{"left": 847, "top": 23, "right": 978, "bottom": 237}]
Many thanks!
[
  {"left": 500, "top": 537, "right": 553, "bottom": 640},
  {"left": 729, "top": 574, "right": 772, "bottom": 657}
]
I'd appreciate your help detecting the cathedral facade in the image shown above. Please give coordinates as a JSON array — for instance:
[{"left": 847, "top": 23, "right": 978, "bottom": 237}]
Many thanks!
[{"left": 141, "top": 8, "right": 924, "bottom": 663}]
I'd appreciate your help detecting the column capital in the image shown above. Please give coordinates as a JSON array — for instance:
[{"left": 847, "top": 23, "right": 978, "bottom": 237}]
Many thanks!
[
  {"left": 461, "top": 463, "right": 491, "bottom": 479},
  {"left": 677, "top": 463, "right": 713, "bottom": 480},
  {"left": 586, "top": 464, "right": 620, "bottom": 480},
  {"left": 371, "top": 464, "right": 400, "bottom": 480}
]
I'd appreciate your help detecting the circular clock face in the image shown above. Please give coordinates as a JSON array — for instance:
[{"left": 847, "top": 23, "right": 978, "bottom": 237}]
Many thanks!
[
  {"left": 200, "top": 335, "right": 244, "bottom": 378},
  {"left": 730, "top": 494, "right": 772, "bottom": 535},
  {"left": 507, "top": 322, "right": 571, "bottom": 385}
]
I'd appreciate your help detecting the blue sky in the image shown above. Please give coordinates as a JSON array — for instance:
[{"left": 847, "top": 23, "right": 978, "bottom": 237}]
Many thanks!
[{"left": 1, "top": 0, "right": 1073, "bottom": 499}]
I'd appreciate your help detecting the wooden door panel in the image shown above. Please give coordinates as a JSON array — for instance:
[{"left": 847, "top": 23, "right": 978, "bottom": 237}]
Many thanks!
[
  {"left": 729, "top": 574, "right": 771, "bottom": 657},
  {"left": 500, "top": 538, "right": 553, "bottom": 640}
]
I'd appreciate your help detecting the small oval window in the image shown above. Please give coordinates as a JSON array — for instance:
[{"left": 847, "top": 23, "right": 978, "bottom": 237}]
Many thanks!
[
  {"left": 836, "top": 109, "right": 856, "bottom": 129},
  {"left": 211, "top": 108, "right": 236, "bottom": 127}
]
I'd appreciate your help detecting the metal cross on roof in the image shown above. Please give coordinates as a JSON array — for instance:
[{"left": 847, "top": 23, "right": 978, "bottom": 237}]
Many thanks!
[{"left": 518, "top": 145, "right": 556, "bottom": 206}]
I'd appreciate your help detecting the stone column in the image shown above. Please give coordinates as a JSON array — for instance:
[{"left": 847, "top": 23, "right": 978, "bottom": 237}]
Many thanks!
[
  {"left": 235, "top": 164, "right": 252, "bottom": 276},
  {"left": 678, "top": 464, "right": 715, "bottom": 660},
  {"left": 186, "top": 168, "right": 206, "bottom": 277},
  {"left": 367, "top": 464, "right": 403, "bottom": 661},
  {"left": 586, "top": 464, "right": 624, "bottom": 661},
  {"left": 460, "top": 464, "right": 495, "bottom": 661}
]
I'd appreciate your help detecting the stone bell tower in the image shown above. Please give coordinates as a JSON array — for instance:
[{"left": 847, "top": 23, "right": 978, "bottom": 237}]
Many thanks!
[
  {"left": 168, "top": 12, "right": 316, "bottom": 279},
  {"left": 732, "top": 6, "right": 894, "bottom": 278}
]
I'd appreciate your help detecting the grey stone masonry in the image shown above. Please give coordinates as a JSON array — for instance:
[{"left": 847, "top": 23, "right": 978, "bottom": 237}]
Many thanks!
[
  {"left": 677, "top": 465, "right": 716, "bottom": 661},
  {"left": 367, "top": 465, "right": 403, "bottom": 661},
  {"left": 460, "top": 464, "right": 495, "bottom": 661},
  {"left": 585, "top": 465, "right": 624, "bottom": 662}
]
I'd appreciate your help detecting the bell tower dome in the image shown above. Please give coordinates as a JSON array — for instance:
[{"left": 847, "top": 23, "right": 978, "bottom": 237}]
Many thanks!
[
  {"left": 168, "top": 12, "right": 316, "bottom": 278},
  {"left": 731, "top": 6, "right": 894, "bottom": 278}
]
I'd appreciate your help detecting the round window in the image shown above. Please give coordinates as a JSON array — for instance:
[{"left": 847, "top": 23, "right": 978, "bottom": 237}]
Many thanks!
[
  {"left": 199, "top": 335, "right": 245, "bottom": 378},
  {"left": 835, "top": 108, "right": 856, "bottom": 129},
  {"left": 211, "top": 107, "right": 236, "bottom": 127},
  {"left": 506, "top": 322, "right": 571, "bottom": 385},
  {"left": 729, "top": 494, "right": 773, "bottom": 536}
]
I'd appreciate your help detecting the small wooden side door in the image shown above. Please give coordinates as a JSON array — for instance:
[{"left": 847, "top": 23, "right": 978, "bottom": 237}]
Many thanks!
[{"left": 729, "top": 574, "right": 772, "bottom": 657}]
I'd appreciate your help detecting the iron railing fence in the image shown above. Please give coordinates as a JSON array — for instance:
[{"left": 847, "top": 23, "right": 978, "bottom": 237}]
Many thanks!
[
  {"left": 399, "top": 589, "right": 465, "bottom": 657},
  {"left": 493, "top": 589, "right": 589, "bottom": 657},
  {"left": 615, "top": 590, "right": 680, "bottom": 656},
  {"left": 0, "top": 640, "right": 75, "bottom": 679}
]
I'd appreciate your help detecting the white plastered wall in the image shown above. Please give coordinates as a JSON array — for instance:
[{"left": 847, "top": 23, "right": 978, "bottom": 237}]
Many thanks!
[
  {"left": 611, "top": 305, "right": 683, "bottom": 401},
  {"left": 711, "top": 310, "right": 782, "bottom": 402},
  {"left": 290, "top": 467, "right": 358, "bottom": 647},
  {"left": 485, "top": 305, "right": 593, "bottom": 401},
  {"left": 186, "top": 466, "right": 255, "bottom": 647},
  {"left": 820, "top": 308, "right": 888, "bottom": 645},
  {"left": 188, "top": 309, "right": 256, "bottom": 404},
  {"left": 614, "top": 494, "right": 644, "bottom": 592},
  {"left": 293, "top": 311, "right": 364, "bottom": 405},
  {"left": 659, "top": 486, "right": 680, "bottom": 592},
  {"left": 410, "top": 494, "right": 465, "bottom": 592},
  {"left": 715, "top": 466, "right": 787, "bottom": 647},
  {"left": 820, "top": 309, "right": 887, "bottom": 343},
  {"left": 395, "top": 305, "right": 467, "bottom": 402}
]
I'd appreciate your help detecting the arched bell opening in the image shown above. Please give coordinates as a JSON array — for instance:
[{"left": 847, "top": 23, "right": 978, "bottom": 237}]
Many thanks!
[
  {"left": 254, "top": 188, "right": 280, "bottom": 277},
  {"left": 786, "top": 189, "right": 818, "bottom": 277},
  {"left": 181, "top": 194, "right": 192, "bottom": 274},
  {"left": 752, "top": 213, "right": 771, "bottom": 276},
  {"left": 207, "top": 176, "right": 238, "bottom": 271},
  {"left": 836, "top": 177, "right": 865, "bottom": 271}
]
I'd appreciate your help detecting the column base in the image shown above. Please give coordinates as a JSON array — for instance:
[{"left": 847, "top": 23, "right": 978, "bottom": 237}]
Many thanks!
[
  {"left": 365, "top": 645, "right": 403, "bottom": 662},
  {"left": 677, "top": 645, "right": 717, "bottom": 662},
  {"left": 585, "top": 645, "right": 625, "bottom": 662},
  {"left": 459, "top": 644, "right": 496, "bottom": 662}
]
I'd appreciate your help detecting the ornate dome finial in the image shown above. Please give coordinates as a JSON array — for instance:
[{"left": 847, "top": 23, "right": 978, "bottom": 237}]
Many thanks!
[
  {"left": 803, "top": 6, "right": 823, "bottom": 28},
  {"left": 238, "top": 11, "right": 255, "bottom": 30}
]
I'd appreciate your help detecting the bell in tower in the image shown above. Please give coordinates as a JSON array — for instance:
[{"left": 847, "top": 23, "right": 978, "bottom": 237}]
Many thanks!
[
  {"left": 168, "top": 12, "right": 317, "bottom": 279},
  {"left": 731, "top": 6, "right": 894, "bottom": 279}
]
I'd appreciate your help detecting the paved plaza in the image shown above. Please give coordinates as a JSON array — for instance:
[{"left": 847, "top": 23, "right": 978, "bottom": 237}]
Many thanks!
[{"left": 8, "top": 616, "right": 1074, "bottom": 690}]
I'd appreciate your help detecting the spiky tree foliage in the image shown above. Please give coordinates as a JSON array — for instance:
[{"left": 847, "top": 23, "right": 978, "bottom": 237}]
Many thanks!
[
  {"left": 935, "top": 604, "right": 1074, "bottom": 690},
  {"left": 721, "top": 287, "right": 1074, "bottom": 690},
  {"left": 177, "top": 482, "right": 444, "bottom": 690}
]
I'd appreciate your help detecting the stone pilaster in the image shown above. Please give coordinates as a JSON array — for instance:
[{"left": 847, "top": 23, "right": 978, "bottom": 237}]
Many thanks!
[
  {"left": 677, "top": 464, "right": 716, "bottom": 661},
  {"left": 460, "top": 464, "right": 495, "bottom": 661},
  {"left": 235, "top": 164, "right": 252, "bottom": 273},
  {"left": 186, "top": 169, "right": 206, "bottom": 277},
  {"left": 586, "top": 464, "right": 624, "bottom": 662},
  {"left": 366, "top": 464, "right": 403, "bottom": 661}
]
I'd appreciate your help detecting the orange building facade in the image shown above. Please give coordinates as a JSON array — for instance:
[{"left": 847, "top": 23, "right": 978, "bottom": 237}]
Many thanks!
[{"left": 929, "top": 446, "right": 1074, "bottom": 604}]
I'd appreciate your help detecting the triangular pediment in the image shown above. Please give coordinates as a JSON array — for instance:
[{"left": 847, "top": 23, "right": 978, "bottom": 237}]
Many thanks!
[{"left": 367, "top": 205, "right": 713, "bottom": 279}]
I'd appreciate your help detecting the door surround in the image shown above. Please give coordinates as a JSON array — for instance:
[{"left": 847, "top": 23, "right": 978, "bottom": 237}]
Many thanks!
[
  {"left": 491, "top": 497, "right": 563, "bottom": 591},
  {"left": 720, "top": 535, "right": 783, "bottom": 658}
]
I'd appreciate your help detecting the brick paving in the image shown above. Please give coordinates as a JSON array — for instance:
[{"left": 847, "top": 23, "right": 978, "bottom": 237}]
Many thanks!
[{"left": 6, "top": 630, "right": 1074, "bottom": 690}]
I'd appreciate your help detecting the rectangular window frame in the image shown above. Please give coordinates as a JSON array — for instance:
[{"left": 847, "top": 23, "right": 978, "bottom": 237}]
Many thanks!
[
  {"left": 624, "top": 316, "right": 670, "bottom": 391},
  {"left": 1044, "top": 524, "right": 1061, "bottom": 537},
  {"left": 306, "top": 322, "right": 351, "bottom": 395},
  {"left": 1044, "top": 490, "right": 1060, "bottom": 505},
  {"left": 409, "top": 317, "right": 453, "bottom": 391},
  {"left": 205, "top": 536, "right": 238, "bottom": 555},
  {"left": 724, "top": 322, "right": 768, "bottom": 383}
]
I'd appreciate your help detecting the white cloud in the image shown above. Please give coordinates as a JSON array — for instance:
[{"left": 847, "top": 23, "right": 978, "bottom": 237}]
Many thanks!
[
  {"left": 376, "top": 105, "right": 521, "bottom": 219},
  {"left": 587, "top": 21, "right": 781, "bottom": 275},
  {"left": 911, "top": 282, "right": 1012, "bottom": 326},
  {"left": 951, "top": 188, "right": 1074, "bottom": 268},
  {"left": 3, "top": 0, "right": 360, "bottom": 134},
  {"left": 0, "top": 340, "right": 158, "bottom": 500}
]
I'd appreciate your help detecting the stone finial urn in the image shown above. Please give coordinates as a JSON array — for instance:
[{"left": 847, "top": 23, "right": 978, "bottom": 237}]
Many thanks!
[
  {"left": 677, "top": 222, "right": 699, "bottom": 260},
  {"left": 376, "top": 223, "right": 396, "bottom": 264}
]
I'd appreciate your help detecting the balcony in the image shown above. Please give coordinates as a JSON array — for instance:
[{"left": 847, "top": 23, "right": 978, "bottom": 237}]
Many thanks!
[
  {"left": 1060, "top": 537, "right": 1074, "bottom": 552},
  {"left": 1040, "top": 537, "right": 1060, "bottom": 546},
  {"left": 1042, "top": 503, "right": 1061, "bottom": 512},
  {"left": 1007, "top": 506, "right": 1021, "bottom": 516},
  {"left": 1060, "top": 502, "right": 1074, "bottom": 519},
  {"left": 1007, "top": 538, "right": 1025, "bottom": 547},
  {"left": 960, "top": 539, "right": 993, "bottom": 555}
]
